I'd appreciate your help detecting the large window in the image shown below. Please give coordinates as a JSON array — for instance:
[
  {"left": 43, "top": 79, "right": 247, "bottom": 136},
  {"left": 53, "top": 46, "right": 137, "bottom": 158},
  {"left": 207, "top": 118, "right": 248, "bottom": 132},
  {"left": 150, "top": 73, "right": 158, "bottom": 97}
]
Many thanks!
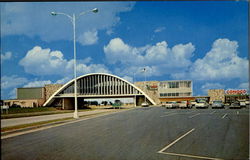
[
  {"left": 179, "top": 81, "right": 191, "bottom": 88},
  {"left": 168, "top": 82, "right": 179, "bottom": 88},
  {"left": 160, "top": 92, "right": 180, "bottom": 97}
]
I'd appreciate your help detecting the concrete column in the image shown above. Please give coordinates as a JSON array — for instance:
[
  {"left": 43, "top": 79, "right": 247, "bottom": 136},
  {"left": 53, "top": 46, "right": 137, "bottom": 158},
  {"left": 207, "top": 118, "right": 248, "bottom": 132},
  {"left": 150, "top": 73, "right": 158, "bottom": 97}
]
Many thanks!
[
  {"left": 97, "top": 75, "right": 100, "bottom": 95},
  {"left": 127, "top": 83, "right": 129, "bottom": 94},
  {"left": 62, "top": 98, "right": 74, "bottom": 110}
]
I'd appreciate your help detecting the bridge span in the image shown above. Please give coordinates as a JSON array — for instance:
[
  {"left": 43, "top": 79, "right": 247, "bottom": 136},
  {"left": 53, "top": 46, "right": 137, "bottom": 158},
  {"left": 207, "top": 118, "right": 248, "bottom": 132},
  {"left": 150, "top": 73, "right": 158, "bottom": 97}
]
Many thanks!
[{"left": 43, "top": 73, "right": 156, "bottom": 109}]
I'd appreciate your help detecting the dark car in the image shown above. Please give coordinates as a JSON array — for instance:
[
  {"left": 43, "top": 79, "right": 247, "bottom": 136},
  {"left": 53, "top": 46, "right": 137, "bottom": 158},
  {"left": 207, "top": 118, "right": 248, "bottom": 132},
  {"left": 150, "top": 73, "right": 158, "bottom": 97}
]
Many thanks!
[
  {"left": 229, "top": 101, "right": 241, "bottom": 109},
  {"left": 212, "top": 100, "right": 224, "bottom": 109}
]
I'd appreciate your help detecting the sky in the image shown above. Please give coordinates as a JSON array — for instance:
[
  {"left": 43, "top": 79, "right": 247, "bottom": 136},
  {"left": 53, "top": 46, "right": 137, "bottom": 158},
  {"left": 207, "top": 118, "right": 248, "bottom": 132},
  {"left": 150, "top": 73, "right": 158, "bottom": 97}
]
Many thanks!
[{"left": 1, "top": 1, "right": 249, "bottom": 100}]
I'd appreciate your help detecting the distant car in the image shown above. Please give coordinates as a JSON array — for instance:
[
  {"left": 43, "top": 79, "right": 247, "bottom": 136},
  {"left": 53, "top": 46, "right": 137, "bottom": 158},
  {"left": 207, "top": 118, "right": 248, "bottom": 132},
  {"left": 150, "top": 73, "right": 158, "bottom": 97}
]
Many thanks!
[
  {"left": 10, "top": 104, "right": 21, "bottom": 108},
  {"left": 179, "top": 101, "right": 189, "bottom": 109},
  {"left": 238, "top": 100, "right": 246, "bottom": 108},
  {"left": 161, "top": 102, "right": 166, "bottom": 107},
  {"left": 190, "top": 100, "right": 196, "bottom": 107},
  {"left": 245, "top": 100, "right": 249, "bottom": 106},
  {"left": 165, "top": 101, "right": 179, "bottom": 109},
  {"left": 229, "top": 101, "right": 241, "bottom": 109},
  {"left": 141, "top": 102, "right": 149, "bottom": 107},
  {"left": 165, "top": 102, "right": 173, "bottom": 109},
  {"left": 212, "top": 100, "right": 224, "bottom": 109},
  {"left": 195, "top": 101, "right": 208, "bottom": 109}
]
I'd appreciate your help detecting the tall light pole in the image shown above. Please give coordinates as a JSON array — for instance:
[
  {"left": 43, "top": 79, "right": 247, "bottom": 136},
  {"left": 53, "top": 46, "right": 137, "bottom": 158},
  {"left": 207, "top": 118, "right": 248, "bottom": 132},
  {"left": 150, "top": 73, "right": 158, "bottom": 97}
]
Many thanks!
[
  {"left": 51, "top": 8, "right": 98, "bottom": 119},
  {"left": 143, "top": 68, "right": 146, "bottom": 104},
  {"left": 133, "top": 72, "right": 136, "bottom": 107}
]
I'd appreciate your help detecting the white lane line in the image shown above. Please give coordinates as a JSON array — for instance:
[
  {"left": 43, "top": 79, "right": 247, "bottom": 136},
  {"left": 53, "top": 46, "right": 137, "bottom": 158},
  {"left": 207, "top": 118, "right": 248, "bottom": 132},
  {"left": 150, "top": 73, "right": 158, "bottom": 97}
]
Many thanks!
[
  {"left": 210, "top": 111, "right": 216, "bottom": 114},
  {"left": 187, "top": 110, "right": 196, "bottom": 114},
  {"left": 164, "top": 111, "right": 176, "bottom": 114},
  {"left": 237, "top": 111, "right": 239, "bottom": 115},
  {"left": 158, "top": 128, "right": 195, "bottom": 153},
  {"left": 160, "top": 113, "right": 178, "bottom": 117},
  {"left": 189, "top": 113, "right": 200, "bottom": 118},
  {"left": 222, "top": 113, "right": 227, "bottom": 119},
  {"left": 159, "top": 152, "right": 224, "bottom": 160}
]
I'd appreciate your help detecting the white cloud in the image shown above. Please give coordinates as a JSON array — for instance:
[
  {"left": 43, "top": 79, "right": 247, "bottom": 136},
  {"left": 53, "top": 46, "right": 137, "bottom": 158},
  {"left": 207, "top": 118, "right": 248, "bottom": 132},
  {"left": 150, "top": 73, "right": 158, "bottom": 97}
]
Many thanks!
[
  {"left": 19, "top": 46, "right": 111, "bottom": 76},
  {"left": 9, "top": 88, "right": 17, "bottom": 99},
  {"left": 55, "top": 77, "right": 72, "bottom": 84},
  {"left": 106, "top": 28, "right": 114, "bottom": 35},
  {"left": 1, "top": 75, "right": 28, "bottom": 89},
  {"left": 104, "top": 37, "right": 194, "bottom": 77},
  {"left": 1, "top": 51, "right": 12, "bottom": 61},
  {"left": 78, "top": 30, "right": 98, "bottom": 45},
  {"left": 201, "top": 82, "right": 225, "bottom": 95},
  {"left": 172, "top": 38, "right": 248, "bottom": 81},
  {"left": 23, "top": 80, "right": 52, "bottom": 87},
  {"left": 154, "top": 26, "right": 165, "bottom": 33},
  {"left": 1, "top": 2, "right": 135, "bottom": 43},
  {"left": 76, "top": 63, "right": 110, "bottom": 76},
  {"left": 121, "top": 76, "right": 133, "bottom": 83}
]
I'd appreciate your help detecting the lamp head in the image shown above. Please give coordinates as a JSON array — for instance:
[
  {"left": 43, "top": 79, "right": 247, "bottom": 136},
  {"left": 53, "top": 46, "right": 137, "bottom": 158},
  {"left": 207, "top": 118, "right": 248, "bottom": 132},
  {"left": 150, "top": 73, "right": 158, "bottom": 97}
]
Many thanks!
[
  {"left": 51, "top": 12, "right": 57, "bottom": 16},
  {"left": 92, "top": 8, "right": 98, "bottom": 13}
]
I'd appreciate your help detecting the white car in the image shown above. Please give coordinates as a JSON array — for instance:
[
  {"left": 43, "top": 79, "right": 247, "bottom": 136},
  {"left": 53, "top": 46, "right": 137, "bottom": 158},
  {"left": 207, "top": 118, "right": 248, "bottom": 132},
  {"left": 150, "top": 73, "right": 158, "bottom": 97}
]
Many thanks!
[
  {"left": 165, "top": 101, "right": 179, "bottom": 109},
  {"left": 195, "top": 101, "right": 208, "bottom": 109},
  {"left": 141, "top": 102, "right": 149, "bottom": 107},
  {"left": 179, "top": 101, "right": 188, "bottom": 109},
  {"left": 238, "top": 100, "right": 246, "bottom": 107},
  {"left": 245, "top": 100, "right": 249, "bottom": 106}
]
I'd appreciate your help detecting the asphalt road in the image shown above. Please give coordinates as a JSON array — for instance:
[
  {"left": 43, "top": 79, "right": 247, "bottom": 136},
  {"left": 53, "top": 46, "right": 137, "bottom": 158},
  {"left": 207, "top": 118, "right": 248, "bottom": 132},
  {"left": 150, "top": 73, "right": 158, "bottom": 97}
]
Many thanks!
[{"left": 2, "top": 107, "right": 249, "bottom": 160}]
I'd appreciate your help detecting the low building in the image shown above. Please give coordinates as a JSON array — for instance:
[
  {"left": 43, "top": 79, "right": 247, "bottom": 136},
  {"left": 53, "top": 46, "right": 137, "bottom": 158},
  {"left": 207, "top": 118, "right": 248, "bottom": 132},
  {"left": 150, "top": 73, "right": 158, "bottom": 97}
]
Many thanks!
[
  {"left": 208, "top": 89, "right": 249, "bottom": 104},
  {"left": 208, "top": 89, "right": 225, "bottom": 103},
  {"left": 3, "top": 84, "right": 63, "bottom": 108}
]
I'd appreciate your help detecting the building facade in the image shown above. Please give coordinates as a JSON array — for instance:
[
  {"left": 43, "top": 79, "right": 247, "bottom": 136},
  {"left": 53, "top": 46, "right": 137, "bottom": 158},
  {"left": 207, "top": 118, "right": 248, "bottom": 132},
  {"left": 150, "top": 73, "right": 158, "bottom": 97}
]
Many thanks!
[
  {"left": 3, "top": 84, "right": 63, "bottom": 108},
  {"left": 135, "top": 80, "right": 193, "bottom": 104}
]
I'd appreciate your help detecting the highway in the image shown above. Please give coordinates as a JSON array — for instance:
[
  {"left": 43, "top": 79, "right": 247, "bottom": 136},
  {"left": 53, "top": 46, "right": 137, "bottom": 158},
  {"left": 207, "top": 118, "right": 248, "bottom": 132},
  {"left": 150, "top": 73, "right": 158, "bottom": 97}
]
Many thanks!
[{"left": 1, "top": 107, "right": 249, "bottom": 160}]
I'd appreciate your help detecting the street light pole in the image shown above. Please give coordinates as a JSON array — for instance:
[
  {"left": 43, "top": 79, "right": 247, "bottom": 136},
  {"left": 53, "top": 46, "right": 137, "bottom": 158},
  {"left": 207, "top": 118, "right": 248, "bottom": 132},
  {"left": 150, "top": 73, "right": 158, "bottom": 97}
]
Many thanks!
[
  {"left": 72, "top": 14, "right": 78, "bottom": 118},
  {"left": 143, "top": 68, "right": 146, "bottom": 104},
  {"left": 51, "top": 8, "right": 98, "bottom": 119}
]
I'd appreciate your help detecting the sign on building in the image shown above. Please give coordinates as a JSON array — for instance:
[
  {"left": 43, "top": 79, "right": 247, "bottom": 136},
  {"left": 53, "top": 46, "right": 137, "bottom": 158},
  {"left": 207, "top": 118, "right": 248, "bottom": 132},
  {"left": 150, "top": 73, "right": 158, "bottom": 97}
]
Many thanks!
[
  {"left": 146, "top": 85, "right": 158, "bottom": 90},
  {"left": 225, "top": 89, "right": 247, "bottom": 95}
]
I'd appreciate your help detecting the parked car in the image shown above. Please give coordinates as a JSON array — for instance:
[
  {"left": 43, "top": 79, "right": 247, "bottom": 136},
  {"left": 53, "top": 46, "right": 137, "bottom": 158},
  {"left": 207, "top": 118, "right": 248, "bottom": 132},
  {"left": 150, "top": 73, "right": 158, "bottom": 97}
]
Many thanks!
[
  {"left": 195, "top": 101, "right": 208, "bottom": 109},
  {"left": 238, "top": 100, "right": 246, "bottom": 108},
  {"left": 165, "top": 101, "right": 179, "bottom": 109},
  {"left": 229, "top": 101, "right": 241, "bottom": 109},
  {"left": 190, "top": 100, "right": 196, "bottom": 107},
  {"left": 245, "top": 100, "right": 249, "bottom": 106},
  {"left": 141, "top": 102, "right": 149, "bottom": 107},
  {"left": 211, "top": 100, "right": 224, "bottom": 109},
  {"left": 179, "top": 101, "right": 189, "bottom": 109}
]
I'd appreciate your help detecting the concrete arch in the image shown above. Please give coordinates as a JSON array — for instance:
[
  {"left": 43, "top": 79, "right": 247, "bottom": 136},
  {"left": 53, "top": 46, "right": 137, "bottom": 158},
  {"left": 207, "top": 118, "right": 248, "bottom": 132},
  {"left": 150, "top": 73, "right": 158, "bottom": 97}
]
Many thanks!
[{"left": 43, "top": 73, "right": 156, "bottom": 107}]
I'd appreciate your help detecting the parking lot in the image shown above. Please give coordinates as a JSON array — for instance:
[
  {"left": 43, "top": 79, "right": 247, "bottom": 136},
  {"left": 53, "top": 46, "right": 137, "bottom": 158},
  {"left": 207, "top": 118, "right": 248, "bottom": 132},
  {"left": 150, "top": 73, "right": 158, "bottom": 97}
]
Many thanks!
[{"left": 2, "top": 106, "right": 249, "bottom": 160}]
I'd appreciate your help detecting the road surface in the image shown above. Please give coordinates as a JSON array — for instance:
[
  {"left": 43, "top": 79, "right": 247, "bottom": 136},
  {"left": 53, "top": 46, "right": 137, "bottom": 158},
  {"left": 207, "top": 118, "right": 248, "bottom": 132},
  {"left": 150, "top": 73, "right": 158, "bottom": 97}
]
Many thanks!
[{"left": 2, "top": 107, "right": 249, "bottom": 160}]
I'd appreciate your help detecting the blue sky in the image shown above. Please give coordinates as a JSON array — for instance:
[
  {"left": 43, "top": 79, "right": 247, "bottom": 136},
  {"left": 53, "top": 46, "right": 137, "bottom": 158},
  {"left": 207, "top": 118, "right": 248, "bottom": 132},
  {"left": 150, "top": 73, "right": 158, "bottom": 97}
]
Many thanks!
[{"left": 1, "top": 1, "right": 249, "bottom": 100}]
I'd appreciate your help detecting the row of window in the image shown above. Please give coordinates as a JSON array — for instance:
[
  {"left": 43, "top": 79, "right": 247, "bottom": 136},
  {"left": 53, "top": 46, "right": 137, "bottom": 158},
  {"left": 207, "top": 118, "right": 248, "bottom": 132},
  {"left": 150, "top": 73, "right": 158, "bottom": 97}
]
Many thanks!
[
  {"left": 160, "top": 92, "right": 192, "bottom": 97},
  {"left": 160, "top": 81, "right": 191, "bottom": 88}
]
